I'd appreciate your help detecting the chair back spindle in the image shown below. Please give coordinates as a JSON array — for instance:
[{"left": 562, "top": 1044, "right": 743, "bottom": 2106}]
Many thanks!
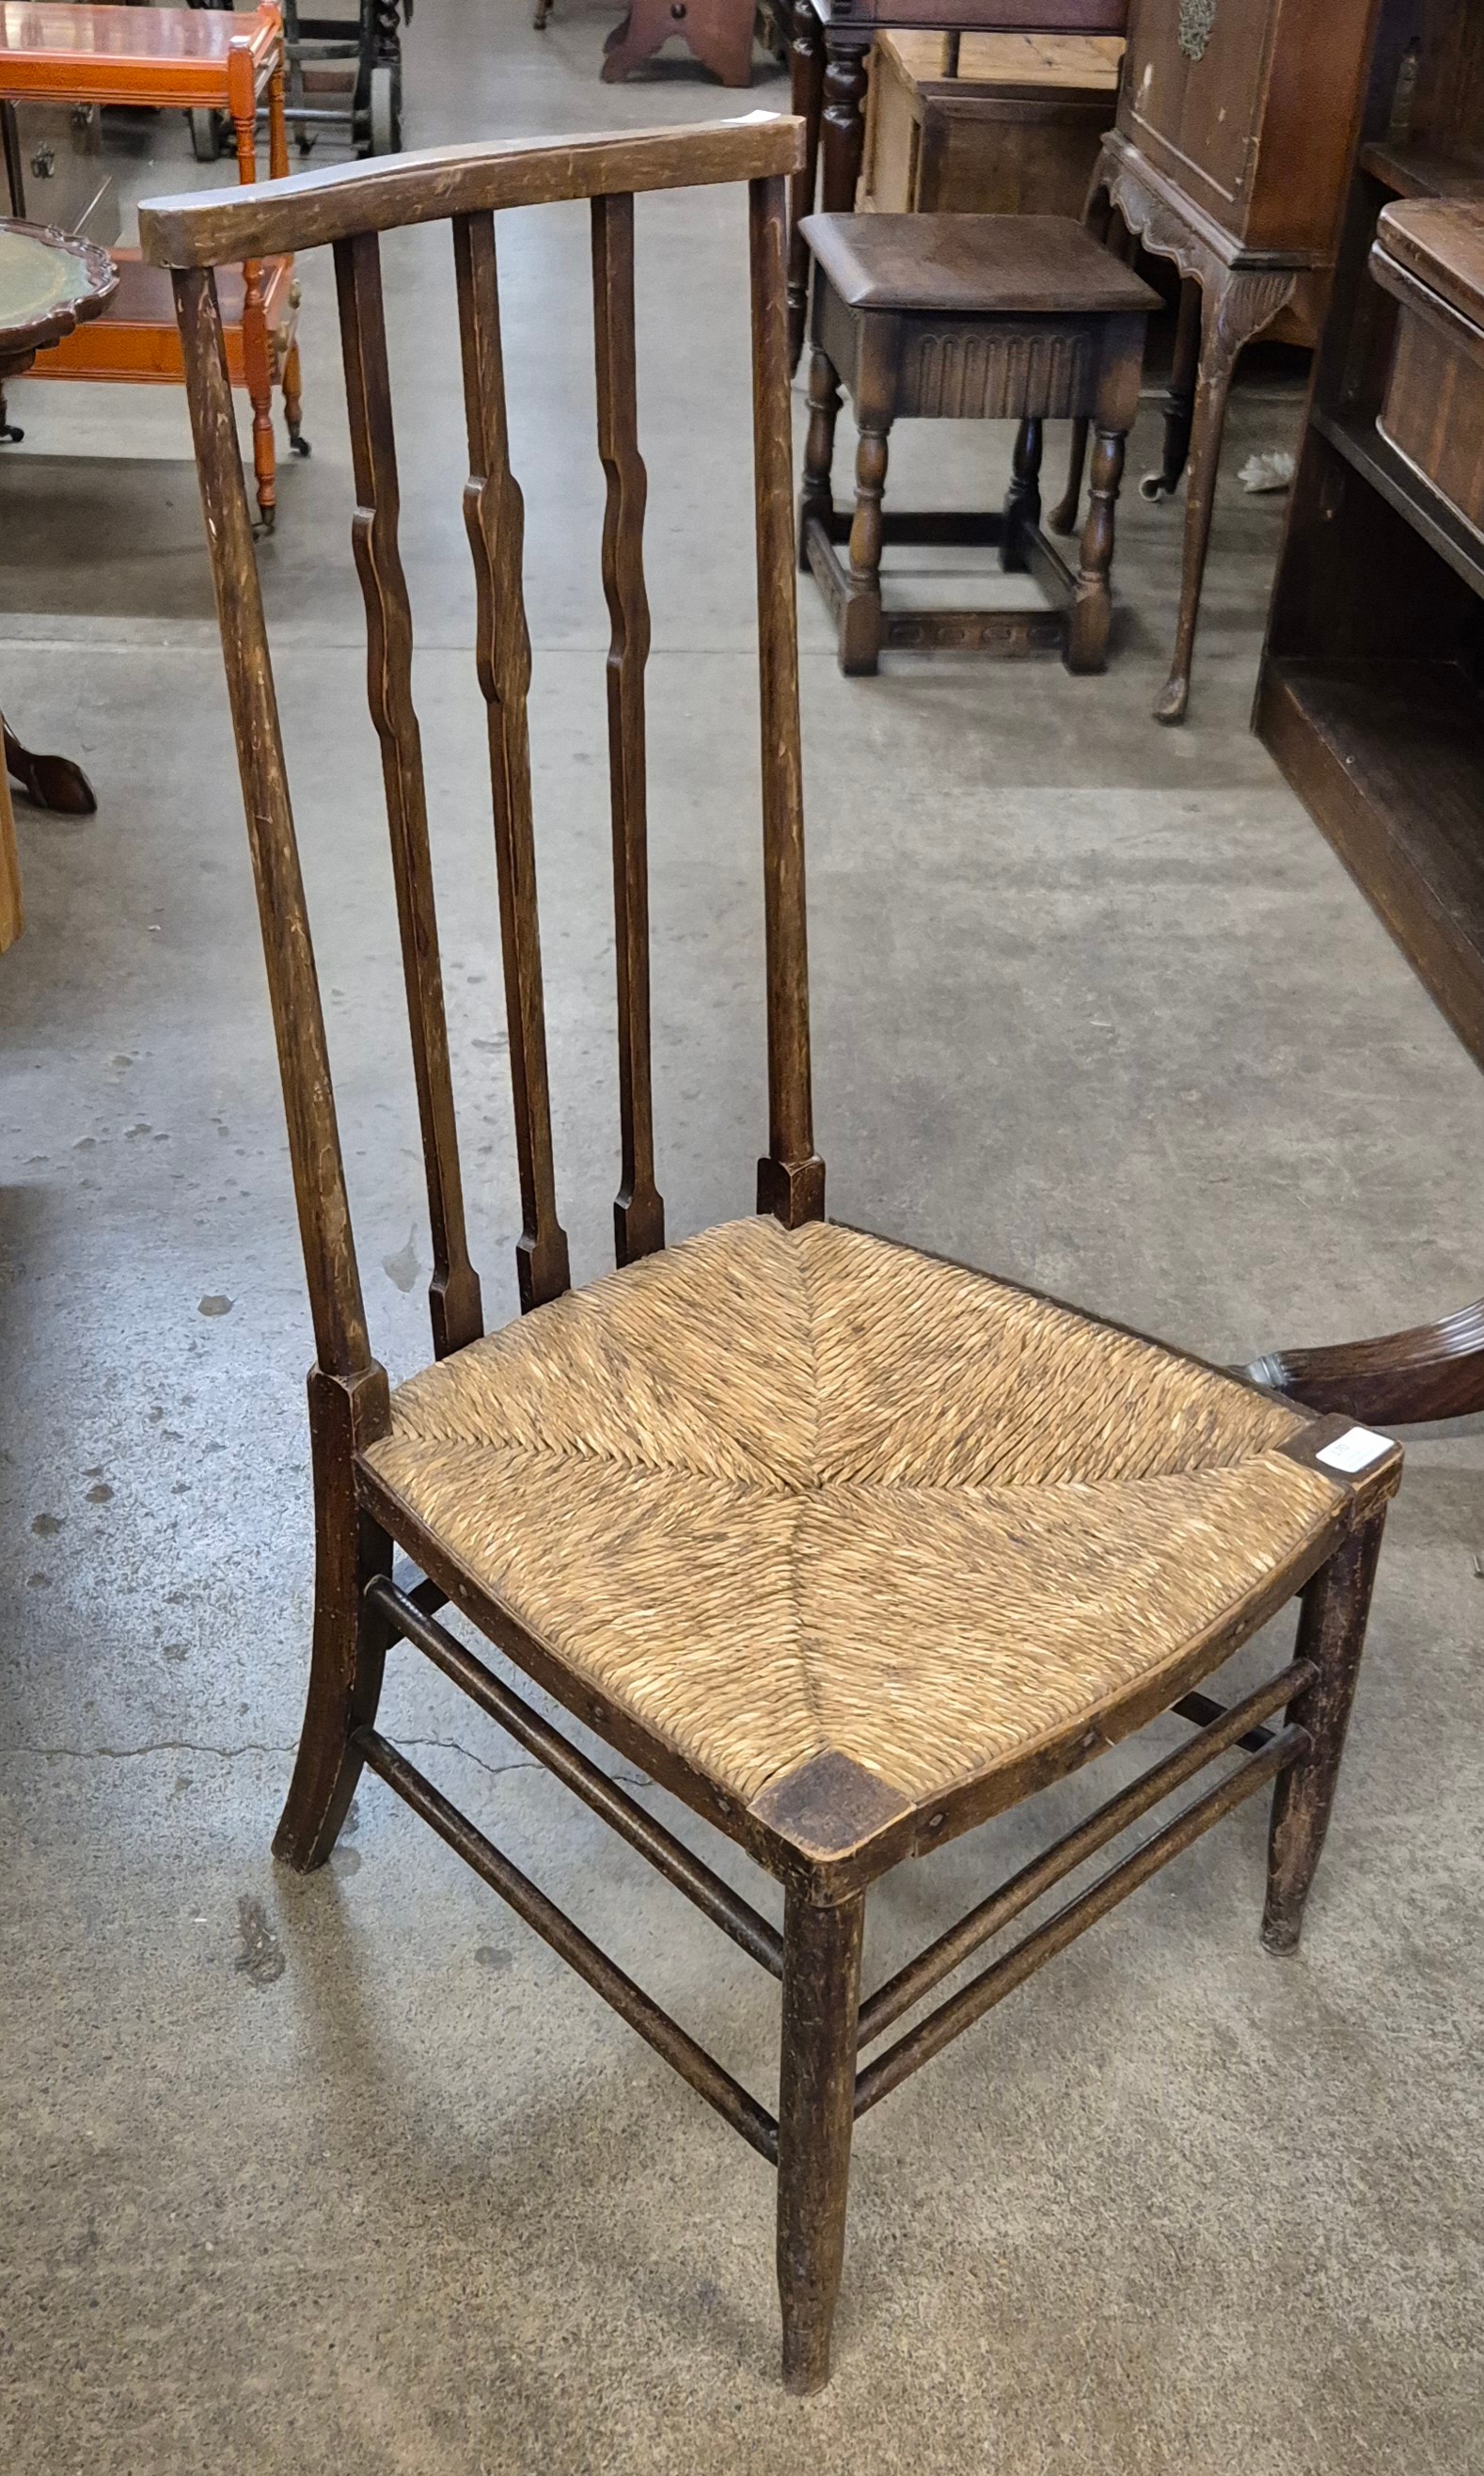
[
  {"left": 454, "top": 207, "right": 573, "bottom": 1314},
  {"left": 748, "top": 172, "right": 822, "bottom": 1228},
  {"left": 335, "top": 226, "right": 484, "bottom": 1357},
  {"left": 592, "top": 189, "right": 665, "bottom": 1266},
  {"left": 143, "top": 119, "right": 817, "bottom": 1370}
]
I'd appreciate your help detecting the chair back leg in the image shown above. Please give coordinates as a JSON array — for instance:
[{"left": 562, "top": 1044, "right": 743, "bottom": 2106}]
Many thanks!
[{"left": 274, "top": 1365, "right": 396, "bottom": 1870}]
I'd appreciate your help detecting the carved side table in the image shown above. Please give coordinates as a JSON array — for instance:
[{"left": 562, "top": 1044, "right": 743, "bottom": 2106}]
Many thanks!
[{"left": 1050, "top": 0, "right": 1379, "bottom": 723}]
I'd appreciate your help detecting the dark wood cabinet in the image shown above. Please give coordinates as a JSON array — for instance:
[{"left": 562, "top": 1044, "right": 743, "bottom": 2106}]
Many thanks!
[
  {"left": 1116, "top": 0, "right": 1376, "bottom": 257},
  {"left": 1247, "top": 0, "right": 1484, "bottom": 1428},
  {"left": 1066, "top": 0, "right": 1381, "bottom": 722}
]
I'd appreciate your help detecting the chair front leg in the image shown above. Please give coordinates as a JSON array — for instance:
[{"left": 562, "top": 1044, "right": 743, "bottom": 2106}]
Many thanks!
[
  {"left": 275, "top": 1364, "right": 394, "bottom": 1870},
  {"left": 777, "top": 1884, "right": 864, "bottom": 2392},
  {"left": 1263, "top": 1507, "right": 1387, "bottom": 1955}
]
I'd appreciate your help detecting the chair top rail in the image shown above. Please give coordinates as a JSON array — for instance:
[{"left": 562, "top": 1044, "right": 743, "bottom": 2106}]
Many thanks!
[{"left": 138, "top": 116, "right": 806, "bottom": 270}]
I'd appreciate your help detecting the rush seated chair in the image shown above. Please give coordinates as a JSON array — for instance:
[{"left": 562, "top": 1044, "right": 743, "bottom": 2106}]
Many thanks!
[{"left": 139, "top": 117, "right": 1401, "bottom": 2394}]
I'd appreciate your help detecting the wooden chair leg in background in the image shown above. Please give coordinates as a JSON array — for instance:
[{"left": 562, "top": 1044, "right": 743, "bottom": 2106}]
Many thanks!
[
  {"left": 3, "top": 715, "right": 97, "bottom": 815},
  {"left": 284, "top": 333, "right": 310, "bottom": 456},
  {"left": 1066, "top": 423, "right": 1126, "bottom": 673},
  {"left": 1263, "top": 1509, "right": 1387, "bottom": 1955},
  {"left": 820, "top": 24, "right": 872, "bottom": 213},
  {"left": 229, "top": 43, "right": 278, "bottom": 532},
  {"left": 1141, "top": 276, "right": 1200, "bottom": 504},
  {"left": 0, "top": 740, "right": 22, "bottom": 953},
  {"left": 601, "top": 0, "right": 756, "bottom": 89},
  {"left": 1001, "top": 415, "right": 1043, "bottom": 573},
  {"left": 787, "top": 0, "right": 825, "bottom": 372},
  {"left": 798, "top": 342, "right": 840, "bottom": 564},
  {"left": 273, "top": 1366, "right": 395, "bottom": 1869},
  {"left": 777, "top": 1888, "right": 864, "bottom": 2394},
  {"left": 1049, "top": 186, "right": 1118, "bottom": 537}
]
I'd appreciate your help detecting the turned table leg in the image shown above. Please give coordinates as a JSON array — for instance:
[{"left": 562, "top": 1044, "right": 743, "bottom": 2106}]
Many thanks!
[
  {"left": 787, "top": 0, "right": 826, "bottom": 373},
  {"left": 799, "top": 342, "right": 841, "bottom": 563},
  {"left": 1002, "top": 416, "right": 1043, "bottom": 573},
  {"left": 842, "top": 413, "right": 890, "bottom": 674},
  {"left": 1050, "top": 179, "right": 1117, "bottom": 537},
  {"left": 820, "top": 24, "right": 872, "bottom": 214},
  {"left": 1066, "top": 424, "right": 1127, "bottom": 674}
]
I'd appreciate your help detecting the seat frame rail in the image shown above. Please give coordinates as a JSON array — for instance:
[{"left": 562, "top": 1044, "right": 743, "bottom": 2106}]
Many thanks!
[{"left": 362, "top": 1575, "right": 1312, "bottom": 2155}]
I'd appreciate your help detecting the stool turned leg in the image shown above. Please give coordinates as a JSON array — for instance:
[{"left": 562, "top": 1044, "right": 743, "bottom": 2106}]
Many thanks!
[
  {"left": 799, "top": 345, "right": 841, "bottom": 572},
  {"left": 1002, "top": 417, "right": 1043, "bottom": 573},
  {"left": 777, "top": 1888, "right": 864, "bottom": 2393},
  {"left": 1263, "top": 1511, "right": 1386, "bottom": 1956},
  {"left": 842, "top": 421, "right": 889, "bottom": 675},
  {"left": 1066, "top": 424, "right": 1126, "bottom": 675},
  {"left": 1048, "top": 419, "right": 1088, "bottom": 537},
  {"left": 1142, "top": 278, "right": 1199, "bottom": 504},
  {"left": 1050, "top": 180, "right": 1114, "bottom": 537}
]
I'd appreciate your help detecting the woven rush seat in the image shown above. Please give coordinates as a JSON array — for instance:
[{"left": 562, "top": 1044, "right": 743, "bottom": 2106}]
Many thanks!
[{"left": 361, "top": 1217, "right": 1338, "bottom": 1817}]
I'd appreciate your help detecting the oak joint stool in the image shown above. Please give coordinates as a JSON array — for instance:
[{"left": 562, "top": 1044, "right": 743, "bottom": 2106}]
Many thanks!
[{"left": 798, "top": 212, "right": 1155, "bottom": 675}]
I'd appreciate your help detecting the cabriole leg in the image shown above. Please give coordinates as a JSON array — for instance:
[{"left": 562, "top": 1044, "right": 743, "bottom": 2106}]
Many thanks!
[
  {"left": 777, "top": 1887, "right": 864, "bottom": 2393},
  {"left": 1263, "top": 1509, "right": 1387, "bottom": 1955},
  {"left": 1154, "top": 265, "right": 1295, "bottom": 722}
]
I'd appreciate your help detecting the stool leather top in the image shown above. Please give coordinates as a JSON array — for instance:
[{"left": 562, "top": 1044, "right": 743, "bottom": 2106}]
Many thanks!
[{"left": 801, "top": 214, "right": 1160, "bottom": 318}]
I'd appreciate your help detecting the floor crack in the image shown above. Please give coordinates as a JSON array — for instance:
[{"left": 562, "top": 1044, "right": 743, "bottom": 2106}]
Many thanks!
[{"left": 0, "top": 1734, "right": 652, "bottom": 1793}]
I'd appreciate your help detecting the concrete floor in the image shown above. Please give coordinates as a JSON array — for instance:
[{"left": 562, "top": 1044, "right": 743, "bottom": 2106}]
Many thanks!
[{"left": 3, "top": 7, "right": 1483, "bottom": 2470}]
